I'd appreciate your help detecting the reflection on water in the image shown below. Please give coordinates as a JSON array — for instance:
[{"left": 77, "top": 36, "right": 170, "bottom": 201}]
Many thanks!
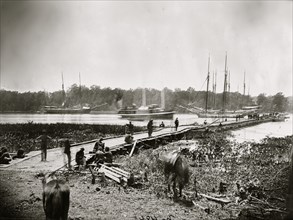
[{"left": 1, "top": 113, "right": 292, "bottom": 143}]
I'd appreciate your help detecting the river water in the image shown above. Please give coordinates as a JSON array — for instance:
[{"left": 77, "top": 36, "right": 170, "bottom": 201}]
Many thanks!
[
  {"left": 230, "top": 114, "right": 293, "bottom": 143},
  {"left": 0, "top": 113, "right": 212, "bottom": 126},
  {"left": 0, "top": 113, "right": 292, "bottom": 143}
]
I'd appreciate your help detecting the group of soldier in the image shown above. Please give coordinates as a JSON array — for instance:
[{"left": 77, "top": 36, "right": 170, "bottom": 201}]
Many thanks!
[{"left": 61, "top": 137, "right": 113, "bottom": 170}]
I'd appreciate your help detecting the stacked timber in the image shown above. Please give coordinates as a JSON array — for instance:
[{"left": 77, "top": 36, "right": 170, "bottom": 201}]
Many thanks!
[{"left": 98, "top": 164, "right": 134, "bottom": 185}]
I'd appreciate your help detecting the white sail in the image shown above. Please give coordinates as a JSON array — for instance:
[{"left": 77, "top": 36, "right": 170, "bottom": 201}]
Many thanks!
[{"left": 142, "top": 88, "right": 146, "bottom": 107}]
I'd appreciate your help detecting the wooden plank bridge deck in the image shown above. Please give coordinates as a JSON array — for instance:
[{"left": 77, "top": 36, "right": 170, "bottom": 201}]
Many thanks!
[{"left": 0, "top": 118, "right": 272, "bottom": 172}]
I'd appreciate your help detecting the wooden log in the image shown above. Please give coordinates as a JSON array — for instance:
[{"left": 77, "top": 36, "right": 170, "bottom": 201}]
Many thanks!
[
  {"left": 264, "top": 209, "right": 288, "bottom": 214},
  {"left": 198, "top": 193, "right": 231, "bottom": 204},
  {"left": 99, "top": 167, "right": 127, "bottom": 183},
  {"left": 192, "top": 201, "right": 210, "bottom": 214},
  {"left": 98, "top": 165, "right": 129, "bottom": 183},
  {"left": 100, "top": 170, "right": 121, "bottom": 183},
  {"left": 129, "top": 140, "right": 138, "bottom": 157},
  {"left": 88, "top": 166, "right": 96, "bottom": 184},
  {"left": 102, "top": 165, "right": 130, "bottom": 178},
  {"left": 111, "top": 167, "right": 130, "bottom": 177},
  {"left": 103, "top": 163, "right": 121, "bottom": 167}
]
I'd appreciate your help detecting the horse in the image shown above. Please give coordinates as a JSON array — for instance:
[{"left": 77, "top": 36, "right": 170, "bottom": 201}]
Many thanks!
[
  {"left": 162, "top": 150, "right": 190, "bottom": 198},
  {"left": 42, "top": 173, "right": 70, "bottom": 220}
]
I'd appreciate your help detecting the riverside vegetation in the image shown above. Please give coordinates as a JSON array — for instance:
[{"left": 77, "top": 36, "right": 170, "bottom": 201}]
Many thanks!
[{"left": 0, "top": 122, "right": 145, "bottom": 153}]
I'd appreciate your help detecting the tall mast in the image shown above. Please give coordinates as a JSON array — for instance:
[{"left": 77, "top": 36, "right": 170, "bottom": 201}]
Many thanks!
[
  {"left": 62, "top": 72, "right": 64, "bottom": 92},
  {"left": 79, "top": 72, "right": 81, "bottom": 87},
  {"left": 205, "top": 55, "right": 210, "bottom": 113},
  {"left": 243, "top": 71, "right": 246, "bottom": 96},
  {"left": 212, "top": 71, "right": 215, "bottom": 108},
  {"left": 212, "top": 71, "right": 215, "bottom": 93},
  {"left": 228, "top": 70, "right": 231, "bottom": 93},
  {"left": 228, "top": 70, "right": 230, "bottom": 109},
  {"left": 215, "top": 70, "right": 217, "bottom": 94},
  {"left": 214, "top": 70, "right": 217, "bottom": 108},
  {"left": 61, "top": 72, "right": 65, "bottom": 106},
  {"left": 79, "top": 72, "right": 82, "bottom": 106},
  {"left": 222, "top": 52, "right": 228, "bottom": 112},
  {"left": 161, "top": 87, "right": 165, "bottom": 109}
]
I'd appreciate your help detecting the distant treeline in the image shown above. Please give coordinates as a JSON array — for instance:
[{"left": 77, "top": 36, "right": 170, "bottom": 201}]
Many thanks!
[{"left": 0, "top": 84, "right": 292, "bottom": 113}]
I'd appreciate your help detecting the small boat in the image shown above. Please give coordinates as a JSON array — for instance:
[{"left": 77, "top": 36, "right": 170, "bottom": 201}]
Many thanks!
[
  {"left": 272, "top": 117, "right": 286, "bottom": 122},
  {"left": 118, "top": 88, "right": 175, "bottom": 121},
  {"left": 272, "top": 113, "right": 286, "bottom": 122}
]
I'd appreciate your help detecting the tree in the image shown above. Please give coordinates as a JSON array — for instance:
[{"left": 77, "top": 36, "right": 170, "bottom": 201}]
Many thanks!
[
  {"left": 272, "top": 92, "right": 288, "bottom": 112},
  {"left": 257, "top": 93, "right": 267, "bottom": 106},
  {"left": 257, "top": 93, "right": 269, "bottom": 112}
]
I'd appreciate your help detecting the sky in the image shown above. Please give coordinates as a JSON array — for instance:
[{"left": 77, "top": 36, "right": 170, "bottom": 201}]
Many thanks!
[{"left": 0, "top": 1, "right": 292, "bottom": 97}]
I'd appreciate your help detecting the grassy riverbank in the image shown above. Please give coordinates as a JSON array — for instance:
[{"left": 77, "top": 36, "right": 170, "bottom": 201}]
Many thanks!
[{"left": 115, "top": 134, "right": 293, "bottom": 219}]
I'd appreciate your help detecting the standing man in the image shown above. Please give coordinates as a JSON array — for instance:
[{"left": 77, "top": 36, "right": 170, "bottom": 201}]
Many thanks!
[
  {"left": 147, "top": 120, "right": 153, "bottom": 137},
  {"left": 174, "top": 118, "right": 179, "bottom": 131},
  {"left": 63, "top": 139, "right": 72, "bottom": 170},
  {"left": 125, "top": 123, "right": 129, "bottom": 134},
  {"left": 128, "top": 121, "right": 134, "bottom": 135},
  {"left": 36, "top": 129, "right": 52, "bottom": 162}
]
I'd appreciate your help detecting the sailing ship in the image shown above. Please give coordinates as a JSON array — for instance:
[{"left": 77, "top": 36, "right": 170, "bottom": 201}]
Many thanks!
[
  {"left": 43, "top": 73, "right": 91, "bottom": 114},
  {"left": 43, "top": 105, "right": 91, "bottom": 114},
  {"left": 182, "top": 53, "right": 258, "bottom": 118},
  {"left": 118, "top": 88, "right": 175, "bottom": 121}
]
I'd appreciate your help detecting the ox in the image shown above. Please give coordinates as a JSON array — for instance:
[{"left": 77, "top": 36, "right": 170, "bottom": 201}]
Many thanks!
[
  {"left": 42, "top": 174, "right": 70, "bottom": 220},
  {"left": 162, "top": 150, "right": 190, "bottom": 198}
]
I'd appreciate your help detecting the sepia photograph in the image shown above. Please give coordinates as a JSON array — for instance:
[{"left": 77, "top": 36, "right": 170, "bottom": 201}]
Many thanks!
[{"left": 0, "top": 1, "right": 292, "bottom": 219}]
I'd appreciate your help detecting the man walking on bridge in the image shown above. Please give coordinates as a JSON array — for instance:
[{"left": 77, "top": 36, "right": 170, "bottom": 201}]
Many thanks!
[
  {"left": 128, "top": 121, "right": 134, "bottom": 135},
  {"left": 36, "top": 129, "right": 52, "bottom": 162},
  {"left": 147, "top": 120, "right": 153, "bottom": 137},
  {"left": 174, "top": 118, "right": 179, "bottom": 131},
  {"left": 63, "top": 139, "right": 72, "bottom": 170},
  {"left": 125, "top": 121, "right": 134, "bottom": 135}
]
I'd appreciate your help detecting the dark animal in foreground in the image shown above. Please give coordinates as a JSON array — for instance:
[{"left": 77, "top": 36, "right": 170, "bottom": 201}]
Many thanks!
[
  {"left": 42, "top": 174, "right": 70, "bottom": 220},
  {"left": 162, "top": 150, "right": 190, "bottom": 198}
]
